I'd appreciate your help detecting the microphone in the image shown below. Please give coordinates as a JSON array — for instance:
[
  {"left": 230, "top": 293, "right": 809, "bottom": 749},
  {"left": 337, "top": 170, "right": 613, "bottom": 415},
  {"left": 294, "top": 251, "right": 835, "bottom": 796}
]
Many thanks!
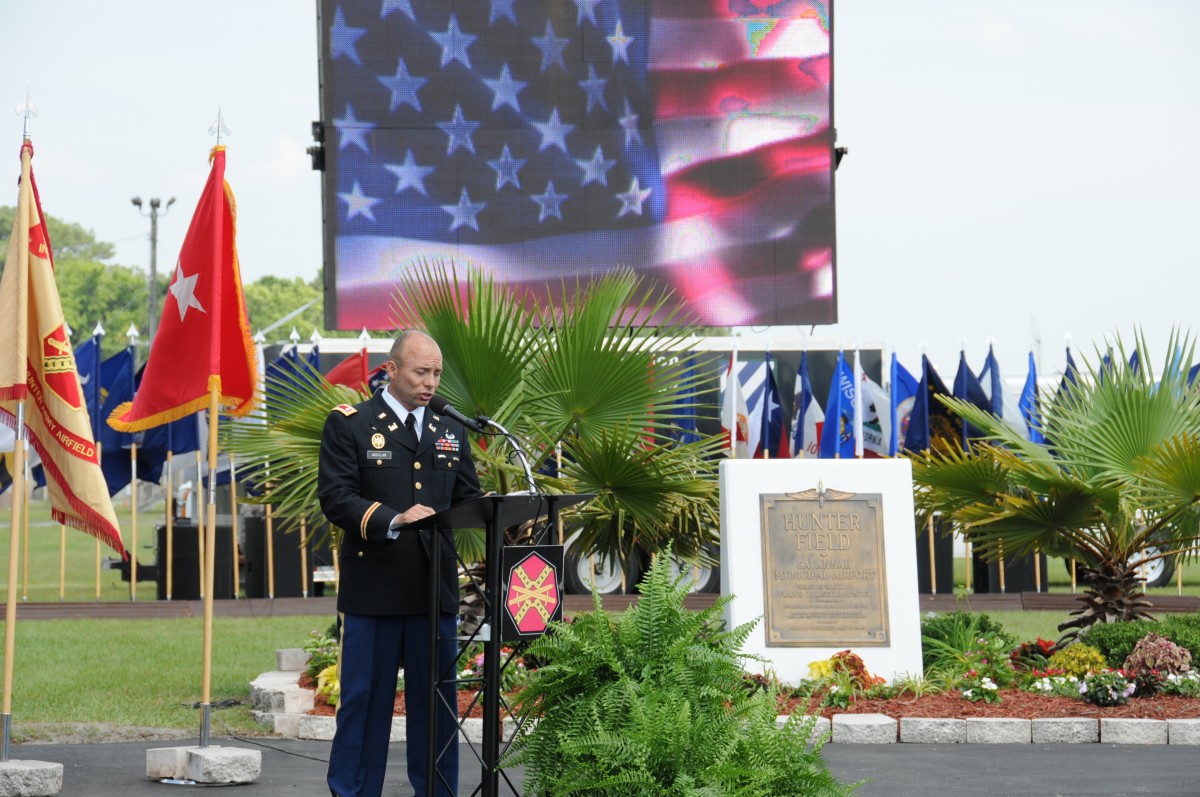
[{"left": 427, "top": 395, "right": 489, "bottom": 434}]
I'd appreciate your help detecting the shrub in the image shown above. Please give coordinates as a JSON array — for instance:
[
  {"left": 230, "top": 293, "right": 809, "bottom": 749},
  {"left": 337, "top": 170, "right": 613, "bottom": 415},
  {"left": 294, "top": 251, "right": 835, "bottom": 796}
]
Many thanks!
[
  {"left": 1159, "top": 615, "right": 1200, "bottom": 662},
  {"left": 1078, "top": 670, "right": 1135, "bottom": 707},
  {"left": 303, "top": 622, "right": 340, "bottom": 679},
  {"left": 316, "top": 664, "right": 340, "bottom": 707},
  {"left": 1123, "top": 634, "right": 1193, "bottom": 694},
  {"left": 1082, "top": 616, "right": 1200, "bottom": 668},
  {"left": 1160, "top": 671, "right": 1200, "bottom": 697},
  {"left": 1009, "top": 638, "right": 1056, "bottom": 671},
  {"left": 504, "top": 548, "right": 862, "bottom": 797},
  {"left": 920, "top": 611, "right": 1015, "bottom": 675},
  {"left": 1047, "top": 644, "right": 1109, "bottom": 678},
  {"left": 1081, "top": 621, "right": 1157, "bottom": 668}
]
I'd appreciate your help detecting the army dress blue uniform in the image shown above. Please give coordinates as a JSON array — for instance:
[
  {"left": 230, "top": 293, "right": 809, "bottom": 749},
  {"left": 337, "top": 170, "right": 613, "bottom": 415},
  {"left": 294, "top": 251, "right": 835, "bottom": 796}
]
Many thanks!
[{"left": 319, "top": 390, "right": 481, "bottom": 797}]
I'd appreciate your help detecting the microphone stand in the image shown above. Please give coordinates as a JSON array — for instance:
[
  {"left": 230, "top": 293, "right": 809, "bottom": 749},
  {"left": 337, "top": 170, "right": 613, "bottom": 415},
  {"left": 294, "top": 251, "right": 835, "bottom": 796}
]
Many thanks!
[{"left": 480, "top": 417, "right": 538, "bottom": 495}]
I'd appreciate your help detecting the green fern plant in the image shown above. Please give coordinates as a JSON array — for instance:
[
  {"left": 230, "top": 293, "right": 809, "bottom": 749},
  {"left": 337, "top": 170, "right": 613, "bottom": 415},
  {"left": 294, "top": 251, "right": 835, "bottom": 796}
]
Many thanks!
[{"left": 504, "top": 550, "right": 862, "bottom": 797}]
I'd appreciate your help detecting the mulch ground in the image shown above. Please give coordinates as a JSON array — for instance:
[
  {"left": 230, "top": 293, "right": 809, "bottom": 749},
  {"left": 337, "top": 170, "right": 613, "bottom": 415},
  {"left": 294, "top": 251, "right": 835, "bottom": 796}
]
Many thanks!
[{"left": 300, "top": 673, "right": 1200, "bottom": 721}]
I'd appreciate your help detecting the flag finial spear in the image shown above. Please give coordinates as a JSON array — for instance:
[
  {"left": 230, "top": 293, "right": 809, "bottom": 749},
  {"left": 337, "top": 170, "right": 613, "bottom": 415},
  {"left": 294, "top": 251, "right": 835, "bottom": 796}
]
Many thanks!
[
  {"left": 208, "top": 110, "right": 231, "bottom": 146},
  {"left": 289, "top": 327, "right": 301, "bottom": 345},
  {"left": 93, "top": 322, "right": 106, "bottom": 338},
  {"left": 15, "top": 89, "right": 38, "bottom": 139},
  {"left": 310, "top": 328, "right": 322, "bottom": 345},
  {"left": 358, "top": 327, "right": 371, "bottom": 345},
  {"left": 126, "top": 324, "right": 140, "bottom": 342},
  {"left": 252, "top": 330, "right": 266, "bottom": 345}
]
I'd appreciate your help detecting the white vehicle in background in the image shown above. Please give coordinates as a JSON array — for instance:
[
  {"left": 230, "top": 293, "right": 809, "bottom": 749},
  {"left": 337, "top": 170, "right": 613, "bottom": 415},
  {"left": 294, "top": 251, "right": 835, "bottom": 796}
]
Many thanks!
[{"left": 562, "top": 530, "right": 719, "bottom": 595}]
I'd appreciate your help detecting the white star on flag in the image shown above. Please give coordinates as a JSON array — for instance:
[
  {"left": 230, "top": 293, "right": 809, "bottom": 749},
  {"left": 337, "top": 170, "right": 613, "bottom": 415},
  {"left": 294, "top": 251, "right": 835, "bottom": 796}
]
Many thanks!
[{"left": 169, "top": 260, "right": 206, "bottom": 321}]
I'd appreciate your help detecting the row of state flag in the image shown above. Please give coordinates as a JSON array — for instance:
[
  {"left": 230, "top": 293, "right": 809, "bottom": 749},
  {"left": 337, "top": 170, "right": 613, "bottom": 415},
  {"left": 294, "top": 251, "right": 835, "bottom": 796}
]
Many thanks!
[{"left": 713, "top": 344, "right": 1116, "bottom": 460}]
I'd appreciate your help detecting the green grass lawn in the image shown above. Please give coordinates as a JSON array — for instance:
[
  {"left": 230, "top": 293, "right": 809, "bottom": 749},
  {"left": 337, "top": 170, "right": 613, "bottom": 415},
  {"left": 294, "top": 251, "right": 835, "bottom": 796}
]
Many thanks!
[
  {"left": 947, "top": 552, "right": 1200, "bottom": 598},
  {"left": 1, "top": 495, "right": 215, "bottom": 602},
  {"left": 0, "top": 615, "right": 328, "bottom": 740}
]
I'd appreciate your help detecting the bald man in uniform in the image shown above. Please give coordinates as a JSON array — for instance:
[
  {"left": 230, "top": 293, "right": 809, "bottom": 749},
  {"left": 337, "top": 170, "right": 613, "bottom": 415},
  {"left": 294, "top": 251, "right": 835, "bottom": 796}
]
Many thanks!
[{"left": 319, "top": 330, "right": 482, "bottom": 797}]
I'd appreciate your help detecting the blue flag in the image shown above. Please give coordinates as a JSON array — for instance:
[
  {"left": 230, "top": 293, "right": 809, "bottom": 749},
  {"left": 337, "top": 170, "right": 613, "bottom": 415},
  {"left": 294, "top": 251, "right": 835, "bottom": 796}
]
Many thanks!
[
  {"left": 953, "top": 350, "right": 991, "bottom": 447},
  {"left": 1057, "top": 347, "right": 1079, "bottom": 400},
  {"left": 903, "top": 355, "right": 955, "bottom": 452},
  {"left": 672, "top": 356, "right": 701, "bottom": 445},
  {"left": 888, "top": 354, "right": 918, "bottom": 456},
  {"left": 1189, "top": 362, "right": 1199, "bottom": 387},
  {"left": 1129, "top": 349, "right": 1141, "bottom": 375},
  {"left": 1019, "top": 350, "right": 1045, "bottom": 444},
  {"left": 97, "top": 348, "right": 137, "bottom": 495},
  {"left": 819, "top": 351, "right": 856, "bottom": 458},
  {"left": 74, "top": 335, "right": 103, "bottom": 439},
  {"left": 265, "top": 345, "right": 309, "bottom": 409},
  {"left": 756, "top": 352, "right": 785, "bottom": 459}
]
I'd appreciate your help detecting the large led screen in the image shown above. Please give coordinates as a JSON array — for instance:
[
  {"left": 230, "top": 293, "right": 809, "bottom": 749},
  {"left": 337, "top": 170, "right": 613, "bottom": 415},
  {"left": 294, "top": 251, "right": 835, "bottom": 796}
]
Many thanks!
[{"left": 317, "top": 1, "right": 835, "bottom": 329}]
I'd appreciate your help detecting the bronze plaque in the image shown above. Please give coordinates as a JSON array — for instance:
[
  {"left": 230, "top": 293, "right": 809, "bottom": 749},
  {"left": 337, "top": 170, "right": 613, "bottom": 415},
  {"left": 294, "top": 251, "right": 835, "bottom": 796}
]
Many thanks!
[{"left": 760, "top": 485, "right": 890, "bottom": 647}]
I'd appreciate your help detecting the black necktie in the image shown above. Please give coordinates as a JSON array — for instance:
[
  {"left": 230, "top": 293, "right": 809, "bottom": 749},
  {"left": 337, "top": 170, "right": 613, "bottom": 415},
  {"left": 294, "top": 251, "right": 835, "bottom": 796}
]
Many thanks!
[{"left": 404, "top": 413, "right": 418, "bottom": 446}]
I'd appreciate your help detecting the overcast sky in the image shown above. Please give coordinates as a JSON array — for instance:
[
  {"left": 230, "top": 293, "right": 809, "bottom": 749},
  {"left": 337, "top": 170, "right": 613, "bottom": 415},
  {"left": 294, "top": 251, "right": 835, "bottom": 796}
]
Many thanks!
[{"left": 3, "top": 1, "right": 1197, "bottom": 381}]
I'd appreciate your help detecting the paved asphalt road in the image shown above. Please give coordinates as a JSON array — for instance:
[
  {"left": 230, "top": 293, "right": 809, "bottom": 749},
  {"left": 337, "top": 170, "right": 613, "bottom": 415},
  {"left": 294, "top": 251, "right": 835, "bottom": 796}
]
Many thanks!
[{"left": 4, "top": 737, "right": 1196, "bottom": 796}]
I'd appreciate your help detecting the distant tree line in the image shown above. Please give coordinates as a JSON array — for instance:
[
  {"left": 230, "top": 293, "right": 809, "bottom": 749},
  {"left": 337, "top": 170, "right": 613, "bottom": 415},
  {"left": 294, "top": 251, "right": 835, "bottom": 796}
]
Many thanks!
[{"left": 0, "top": 206, "right": 352, "bottom": 359}]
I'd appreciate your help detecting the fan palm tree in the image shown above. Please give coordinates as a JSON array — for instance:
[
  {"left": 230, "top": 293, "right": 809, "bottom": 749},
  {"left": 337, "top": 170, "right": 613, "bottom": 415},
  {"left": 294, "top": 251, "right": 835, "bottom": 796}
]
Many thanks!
[
  {"left": 224, "top": 262, "right": 723, "bottom": 574},
  {"left": 910, "top": 331, "right": 1200, "bottom": 642}
]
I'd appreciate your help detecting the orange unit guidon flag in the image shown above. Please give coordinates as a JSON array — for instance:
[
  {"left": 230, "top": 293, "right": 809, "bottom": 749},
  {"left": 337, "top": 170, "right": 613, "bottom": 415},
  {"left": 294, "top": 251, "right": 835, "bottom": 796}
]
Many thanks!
[{"left": 0, "top": 140, "right": 125, "bottom": 556}]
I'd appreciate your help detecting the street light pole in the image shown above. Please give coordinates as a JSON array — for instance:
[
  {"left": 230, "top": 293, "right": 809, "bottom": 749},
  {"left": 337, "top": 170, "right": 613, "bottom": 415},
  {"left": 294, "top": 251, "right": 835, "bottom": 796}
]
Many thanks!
[{"left": 130, "top": 195, "right": 175, "bottom": 346}]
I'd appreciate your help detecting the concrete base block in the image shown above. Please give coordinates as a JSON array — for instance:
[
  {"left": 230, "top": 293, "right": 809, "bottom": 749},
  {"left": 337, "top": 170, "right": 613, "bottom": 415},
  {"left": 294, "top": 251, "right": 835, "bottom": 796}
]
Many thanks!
[
  {"left": 900, "top": 718, "right": 964, "bottom": 744},
  {"left": 1167, "top": 718, "right": 1200, "bottom": 745},
  {"left": 1100, "top": 718, "right": 1168, "bottom": 745},
  {"left": 966, "top": 718, "right": 1031, "bottom": 744},
  {"left": 276, "top": 648, "right": 311, "bottom": 672},
  {"left": 249, "top": 671, "right": 314, "bottom": 715},
  {"left": 831, "top": 713, "right": 897, "bottom": 744},
  {"left": 0, "top": 760, "right": 63, "bottom": 796},
  {"left": 145, "top": 747, "right": 189, "bottom": 779},
  {"left": 298, "top": 714, "right": 336, "bottom": 741},
  {"left": 270, "top": 713, "right": 304, "bottom": 738},
  {"left": 1032, "top": 717, "right": 1097, "bottom": 744},
  {"left": 147, "top": 746, "right": 261, "bottom": 784},
  {"left": 184, "top": 747, "right": 262, "bottom": 784}
]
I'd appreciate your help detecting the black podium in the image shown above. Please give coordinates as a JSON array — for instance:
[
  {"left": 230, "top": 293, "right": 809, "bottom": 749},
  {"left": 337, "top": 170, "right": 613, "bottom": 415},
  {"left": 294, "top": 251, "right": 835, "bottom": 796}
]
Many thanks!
[{"left": 407, "top": 492, "right": 591, "bottom": 797}]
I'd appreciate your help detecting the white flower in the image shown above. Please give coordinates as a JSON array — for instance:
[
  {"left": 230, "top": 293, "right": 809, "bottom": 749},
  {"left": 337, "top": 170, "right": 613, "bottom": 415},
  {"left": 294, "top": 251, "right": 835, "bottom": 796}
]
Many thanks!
[
  {"left": 962, "top": 689, "right": 974, "bottom": 699},
  {"left": 981, "top": 677, "right": 998, "bottom": 690}
]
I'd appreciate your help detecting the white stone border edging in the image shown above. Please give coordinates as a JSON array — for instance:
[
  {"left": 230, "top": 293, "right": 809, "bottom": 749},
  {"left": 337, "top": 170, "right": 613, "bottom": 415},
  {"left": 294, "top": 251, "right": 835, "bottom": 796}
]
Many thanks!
[{"left": 252, "top": 653, "right": 1200, "bottom": 746}]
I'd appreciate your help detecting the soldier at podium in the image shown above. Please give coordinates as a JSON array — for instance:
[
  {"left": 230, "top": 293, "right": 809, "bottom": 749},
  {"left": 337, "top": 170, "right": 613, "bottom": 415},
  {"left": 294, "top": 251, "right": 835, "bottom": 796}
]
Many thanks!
[{"left": 319, "top": 330, "right": 482, "bottom": 797}]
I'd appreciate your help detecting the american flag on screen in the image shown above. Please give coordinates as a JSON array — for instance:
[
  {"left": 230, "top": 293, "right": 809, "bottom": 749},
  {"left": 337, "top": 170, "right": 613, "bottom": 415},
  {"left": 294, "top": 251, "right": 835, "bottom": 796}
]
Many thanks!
[{"left": 321, "top": 0, "right": 834, "bottom": 329}]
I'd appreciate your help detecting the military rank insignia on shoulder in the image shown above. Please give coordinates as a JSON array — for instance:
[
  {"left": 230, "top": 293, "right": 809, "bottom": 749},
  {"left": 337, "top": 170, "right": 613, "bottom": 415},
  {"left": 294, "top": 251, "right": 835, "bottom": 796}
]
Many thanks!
[{"left": 331, "top": 403, "right": 358, "bottom": 416}]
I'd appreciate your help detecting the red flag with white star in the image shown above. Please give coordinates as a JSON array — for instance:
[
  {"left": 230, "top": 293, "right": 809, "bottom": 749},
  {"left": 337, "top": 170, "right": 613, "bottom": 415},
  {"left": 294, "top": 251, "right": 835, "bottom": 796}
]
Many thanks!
[
  {"left": 0, "top": 140, "right": 125, "bottom": 555},
  {"left": 108, "top": 146, "right": 257, "bottom": 432}
]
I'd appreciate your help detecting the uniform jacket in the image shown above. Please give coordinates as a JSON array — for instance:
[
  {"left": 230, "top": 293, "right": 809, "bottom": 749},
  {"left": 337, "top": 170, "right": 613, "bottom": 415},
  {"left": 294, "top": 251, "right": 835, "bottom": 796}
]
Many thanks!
[{"left": 317, "top": 391, "right": 482, "bottom": 615}]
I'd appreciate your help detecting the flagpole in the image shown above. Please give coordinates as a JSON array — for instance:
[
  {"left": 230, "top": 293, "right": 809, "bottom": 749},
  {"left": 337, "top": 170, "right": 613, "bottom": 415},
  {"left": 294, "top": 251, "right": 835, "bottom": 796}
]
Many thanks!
[
  {"left": 20, "top": 455, "right": 30, "bottom": 602},
  {"left": 265, "top": 496, "right": 276, "bottom": 600},
  {"left": 196, "top": 447, "right": 205, "bottom": 600},
  {"left": 126, "top": 326, "right": 140, "bottom": 601},
  {"left": 230, "top": 453, "right": 240, "bottom": 599},
  {"left": 58, "top": 524, "right": 66, "bottom": 601},
  {"left": 166, "top": 447, "right": 174, "bottom": 600},
  {"left": 2, "top": 404, "right": 27, "bottom": 761},
  {"left": 199, "top": 380, "right": 220, "bottom": 747},
  {"left": 299, "top": 516, "right": 309, "bottom": 598}
]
